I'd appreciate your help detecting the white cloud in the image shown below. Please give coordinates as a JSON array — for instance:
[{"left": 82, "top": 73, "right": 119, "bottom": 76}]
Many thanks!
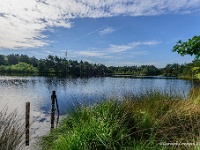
[
  {"left": 99, "top": 27, "right": 115, "bottom": 36},
  {"left": 108, "top": 41, "right": 160, "bottom": 53},
  {"left": 76, "top": 51, "right": 104, "bottom": 57},
  {"left": 44, "top": 50, "right": 53, "bottom": 54},
  {"left": 142, "top": 41, "right": 161, "bottom": 45},
  {"left": 74, "top": 27, "right": 103, "bottom": 41},
  {"left": 109, "top": 44, "right": 133, "bottom": 53},
  {"left": 0, "top": 0, "right": 199, "bottom": 49},
  {"left": 68, "top": 40, "right": 158, "bottom": 61}
]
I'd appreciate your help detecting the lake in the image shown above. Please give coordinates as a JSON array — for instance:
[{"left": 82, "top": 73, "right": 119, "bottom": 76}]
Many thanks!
[
  {"left": 0, "top": 76, "right": 193, "bottom": 113},
  {"left": 0, "top": 76, "right": 193, "bottom": 144}
]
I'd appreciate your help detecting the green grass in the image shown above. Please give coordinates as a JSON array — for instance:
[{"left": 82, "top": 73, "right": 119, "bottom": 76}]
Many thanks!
[
  {"left": 39, "top": 89, "right": 200, "bottom": 150},
  {"left": 0, "top": 108, "right": 25, "bottom": 150}
]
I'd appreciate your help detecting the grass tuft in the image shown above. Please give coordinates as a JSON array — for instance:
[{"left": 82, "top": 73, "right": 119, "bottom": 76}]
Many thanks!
[
  {"left": 0, "top": 108, "right": 25, "bottom": 150},
  {"left": 39, "top": 89, "right": 200, "bottom": 150}
]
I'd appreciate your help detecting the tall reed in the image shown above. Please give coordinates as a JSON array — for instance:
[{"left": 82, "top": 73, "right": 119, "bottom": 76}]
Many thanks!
[
  {"left": 39, "top": 89, "right": 200, "bottom": 150},
  {"left": 0, "top": 108, "right": 25, "bottom": 150}
]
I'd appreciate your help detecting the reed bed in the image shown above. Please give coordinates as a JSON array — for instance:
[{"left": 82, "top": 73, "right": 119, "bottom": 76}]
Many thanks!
[
  {"left": 39, "top": 89, "right": 200, "bottom": 150},
  {"left": 0, "top": 108, "right": 25, "bottom": 150}
]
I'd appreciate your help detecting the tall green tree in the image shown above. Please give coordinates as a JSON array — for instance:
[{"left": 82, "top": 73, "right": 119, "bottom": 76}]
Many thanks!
[
  {"left": 19, "top": 54, "right": 30, "bottom": 64},
  {"left": 172, "top": 35, "right": 200, "bottom": 79},
  {"left": 30, "top": 56, "right": 39, "bottom": 67},
  {"left": 162, "top": 63, "right": 184, "bottom": 77},
  {"left": 172, "top": 36, "right": 200, "bottom": 59},
  {"left": 0, "top": 55, "right": 7, "bottom": 65},
  {"left": 7, "top": 54, "right": 19, "bottom": 65}
]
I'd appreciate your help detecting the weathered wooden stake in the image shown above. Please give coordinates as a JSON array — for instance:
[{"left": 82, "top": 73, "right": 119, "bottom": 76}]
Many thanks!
[
  {"left": 25, "top": 102, "right": 30, "bottom": 146},
  {"left": 51, "top": 91, "right": 56, "bottom": 129},
  {"left": 55, "top": 96, "right": 60, "bottom": 127}
]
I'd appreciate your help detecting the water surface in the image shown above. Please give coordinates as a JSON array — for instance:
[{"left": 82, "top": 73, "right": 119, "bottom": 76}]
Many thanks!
[{"left": 0, "top": 76, "right": 193, "bottom": 142}]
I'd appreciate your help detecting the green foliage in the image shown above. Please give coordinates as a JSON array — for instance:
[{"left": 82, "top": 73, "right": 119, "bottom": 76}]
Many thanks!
[
  {"left": 19, "top": 54, "right": 29, "bottom": 63},
  {"left": 30, "top": 56, "right": 39, "bottom": 67},
  {"left": 172, "top": 36, "right": 200, "bottom": 59},
  {"left": 7, "top": 54, "right": 19, "bottom": 65},
  {"left": 10, "top": 62, "right": 38, "bottom": 73},
  {"left": 0, "top": 55, "right": 7, "bottom": 65},
  {"left": 40, "top": 100, "right": 136, "bottom": 150},
  {"left": 0, "top": 62, "right": 38, "bottom": 74},
  {"left": 161, "top": 63, "right": 185, "bottom": 77},
  {"left": 192, "top": 67, "right": 200, "bottom": 79},
  {"left": 172, "top": 36, "right": 200, "bottom": 79},
  {"left": 39, "top": 90, "right": 200, "bottom": 150},
  {"left": 108, "top": 65, "right": 160, "bottom": 76},
  {"left": 38, "top": 55, "right": 109, "bottom": 77},
  {"left": 0, "top": 53, "right": 199, "bottom": 78}
]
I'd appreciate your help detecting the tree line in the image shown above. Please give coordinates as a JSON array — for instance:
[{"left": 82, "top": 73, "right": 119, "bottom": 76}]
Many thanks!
[
  {"left": 0, "top": 54, "right": 108, "bottom": 76},
  {"left": 0, "top": 53, "right": 199, "bottom": 78}
]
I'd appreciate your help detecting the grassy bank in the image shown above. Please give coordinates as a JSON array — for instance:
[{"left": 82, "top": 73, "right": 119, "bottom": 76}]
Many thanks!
[
  {"left": 0, "top": 108, "right": 25, "bottom": 150},
  {"left": 39, "top": 90, "right": 200, "bottom": 150}
]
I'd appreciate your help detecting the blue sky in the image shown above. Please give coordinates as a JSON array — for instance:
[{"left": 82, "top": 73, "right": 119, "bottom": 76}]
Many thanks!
[{"left": 0, "top": 0, "right": 200, "bottom": 67}]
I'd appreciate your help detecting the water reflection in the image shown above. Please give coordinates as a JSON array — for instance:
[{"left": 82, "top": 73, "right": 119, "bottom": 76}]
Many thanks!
[
  {"left": 0, "top": 76, "right": 193, "bottom": 141},
  {"left": 0, "top": 76, "right": 193, "bottom": 112}
]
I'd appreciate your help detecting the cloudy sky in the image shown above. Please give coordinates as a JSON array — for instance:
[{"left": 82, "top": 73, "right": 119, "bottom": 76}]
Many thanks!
[{"left": 0, "top": 0, "right": 200, "bottom": 67}]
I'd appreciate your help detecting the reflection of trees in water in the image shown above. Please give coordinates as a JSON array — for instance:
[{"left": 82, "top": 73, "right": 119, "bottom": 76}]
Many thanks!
[{"left": 0, "top": 76, "right": 193, "bottom": 124}]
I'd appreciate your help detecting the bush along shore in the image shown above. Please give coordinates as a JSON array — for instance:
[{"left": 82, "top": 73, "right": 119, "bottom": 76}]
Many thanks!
[
  {"left": 38, "top": 89, "right": 200, "bottom": 150},
  {"left": 1, "top": 54, "right": 200, "bottom": 78}
]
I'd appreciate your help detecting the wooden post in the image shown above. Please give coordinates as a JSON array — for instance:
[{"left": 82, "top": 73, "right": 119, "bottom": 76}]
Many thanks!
[
  {"left": 25, "top": 102, "right": 30, "bottom": 146},
  {"left": 51, "top": 91, "right": 56, "bottom": 129},
  {"left": 55, "top": 96, "right": 60, "bottom": 127}
]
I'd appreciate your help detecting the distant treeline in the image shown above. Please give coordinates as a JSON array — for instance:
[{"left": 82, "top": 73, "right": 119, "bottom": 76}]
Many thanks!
[{"left": 0, "top": 54, "right": 199, "bottom": 77}]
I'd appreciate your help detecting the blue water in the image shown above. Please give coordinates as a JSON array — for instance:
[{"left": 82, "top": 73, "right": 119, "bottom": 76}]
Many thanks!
[
  {"left": 0, "top": 76, "right": 194, "bottom": 139},
  {"left": 0, "top": 76, "right": 192, "bottom": 114}
]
